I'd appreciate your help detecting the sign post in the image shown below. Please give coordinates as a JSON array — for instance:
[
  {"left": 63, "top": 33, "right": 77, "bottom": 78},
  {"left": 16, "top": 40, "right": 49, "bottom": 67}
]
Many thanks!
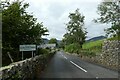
[
  {"left": 32, "top": 51, "right": 33, "bottom": 58},
  {"left": 22, "top": 51, "right": 23, "bottom": 60},
  {"left": 19, "top": 45, "right": 36, "bottom": 60}
]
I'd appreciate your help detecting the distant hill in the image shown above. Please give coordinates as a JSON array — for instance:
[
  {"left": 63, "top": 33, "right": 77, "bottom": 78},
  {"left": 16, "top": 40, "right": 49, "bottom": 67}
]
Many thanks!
[
  {"left": 57, "top": 40, "right": 62, "bottom": 44},
  {"left": 42, "top": 36, "right": 106, "bottom": 44},
  {"left": 42, "top": 38, "right": 49, "bottom": 44},
  {"left": 86, "top": 36, "right": 107, "bottom": 42}
]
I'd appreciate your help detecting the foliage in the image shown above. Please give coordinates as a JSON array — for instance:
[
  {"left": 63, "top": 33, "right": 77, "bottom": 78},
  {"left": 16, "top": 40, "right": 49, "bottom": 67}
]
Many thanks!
[
  {"left": 58, "top": 40, "right": 65, "bottom": 49},
  {"left": 37, "top": 48, "right": 49, "bottom": 55},
  {"left": 49, "top": 38, "right": 58, "bottom": 47},
  {"left": 63, "top": 9, "right": 87, "bottom": 48},
  {"left": 0, "top": 13, "right": 1, "bottom": 49},
  {"left": 81, "top": 40, "right": 104, "bottom": 56},
  {"left": 82, "top": 40, "right": 103, "bottom": 53},
  {"left": 107, "top": 36, "right": 119, "bottom": 40},
  {"left": 64, "top": 43, "right": 81, "bottom": 53},
  {"left": 94, "top": 1, "right": 120, "bottom": 39},
  {"left": 2, "top": 1, "right": 48, "bottom": 65},
  {"left": 82, "top": 37, "right": 119, "bottom": 56},
  {"left": 49, "top": 38, "right": 57, "bottom": 45},
  {"left": 2, "top": 1, "right": 48, "bottom": 49},
  {"left": 0, "top": 13, "right": 2, "bottom": 21},
  {"left": 65, "top": 43, "right": 96, "bottom": 56}
]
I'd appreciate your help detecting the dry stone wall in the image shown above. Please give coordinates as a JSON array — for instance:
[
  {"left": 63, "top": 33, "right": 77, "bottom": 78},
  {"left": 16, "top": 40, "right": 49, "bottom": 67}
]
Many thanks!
[
  {"left": 0, "top": 52, "right": 55, "bottom": 79},
  {"left": 99, "top": 40, "right": 120, "bottom": 69},
  {"left": 74, "top": 40, "right": 120, "bottom": 70},
  {"left": 87, "top": 40, "right": 120, "bottom": 70}
]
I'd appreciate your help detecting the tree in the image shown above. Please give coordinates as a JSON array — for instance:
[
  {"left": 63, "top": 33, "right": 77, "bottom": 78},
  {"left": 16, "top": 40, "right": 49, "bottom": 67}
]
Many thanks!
[
  {"left": 49, "top": 38, "right": 57, "bottom": 44},
  {"left": 49, "top": 38, "right": 58, "bottom": 47},
  {"left": 2, "top": 1, "right": 48, "bottom": 65},
  {"left": 94, "top": 1, "right": 120, "bottom": 39},
  {"left": 63, "top": 9, "right": 87, "bottom": 48},
  {"left": 59, "top": 40, "right": 65, "bottom": 49}
]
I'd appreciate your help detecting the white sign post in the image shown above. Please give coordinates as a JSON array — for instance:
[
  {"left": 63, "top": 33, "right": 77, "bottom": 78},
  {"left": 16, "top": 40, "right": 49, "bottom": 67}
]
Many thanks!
[{"left": 19, "top": 45, "right": 36, "bottom": 60}]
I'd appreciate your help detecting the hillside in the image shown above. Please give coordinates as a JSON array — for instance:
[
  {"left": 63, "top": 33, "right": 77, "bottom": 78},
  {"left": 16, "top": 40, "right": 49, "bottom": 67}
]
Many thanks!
[
  {"left": 42, "top": 38, "right": 49, "bottom": 44},
  {"left": 86, "top": 36, "right": 106, "bottom": 42},
  {"left": 82, "top": 39, "right": 104, "bottom": 53},
  {"left": 42, "top": 38, "right": 61, "bottom": 45}
]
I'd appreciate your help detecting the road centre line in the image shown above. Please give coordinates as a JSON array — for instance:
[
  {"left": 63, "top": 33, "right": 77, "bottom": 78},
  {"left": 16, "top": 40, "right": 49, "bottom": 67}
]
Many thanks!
[
  {"left": 61, "top": 54, "right": 63, "bottom": 56},
  {"left": 96, "top": 77, "right": 99, "bottom": 79},
  {"left": 64, "top": 56, "right": 67, "bottom": 59},
  {"left": 70, "top": 61, "right": 87, "bottom": 73},
  {"left": 61, "top": 53, "right": 67, "bottom": 59}
]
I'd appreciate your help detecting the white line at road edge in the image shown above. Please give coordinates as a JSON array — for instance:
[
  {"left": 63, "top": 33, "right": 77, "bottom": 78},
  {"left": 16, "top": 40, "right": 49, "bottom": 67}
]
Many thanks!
[{"left": 70, "top": 61, "right": 87, "bottom": 73}]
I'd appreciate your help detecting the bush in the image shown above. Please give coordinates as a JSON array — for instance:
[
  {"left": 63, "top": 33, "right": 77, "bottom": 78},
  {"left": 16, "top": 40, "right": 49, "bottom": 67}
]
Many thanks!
[
  {"left": 37, "top": 48, "right": 49, "bottom": 55},
  {"left": 64, "top": 43, "right": 96, "bottom": 57},
  {"left": 64, "top": 43, "right": 81, "bottom": 53}
]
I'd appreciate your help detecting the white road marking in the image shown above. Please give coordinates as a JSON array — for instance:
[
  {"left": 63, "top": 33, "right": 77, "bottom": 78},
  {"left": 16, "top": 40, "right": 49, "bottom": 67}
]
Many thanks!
[
  {"left": 61, "top": 54, "right": 63, "bottom": 56},
  {"left": 70, "top": 61, "right": 87, "bottom": 72},
  {"left": 64, "top": 56, "right": 67, "bottom": 59},
  {"left": 96, "top": 77, "right": 99, "bottom": 79}
]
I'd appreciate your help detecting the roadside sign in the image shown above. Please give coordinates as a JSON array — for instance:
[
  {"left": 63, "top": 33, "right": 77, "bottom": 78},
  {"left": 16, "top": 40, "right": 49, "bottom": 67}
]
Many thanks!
[
  {"left": 19, "top": 45, "right": 36, "bottom": 60},
  {"left": 19, "top": 45, "right": 36, "bottom": 51}
]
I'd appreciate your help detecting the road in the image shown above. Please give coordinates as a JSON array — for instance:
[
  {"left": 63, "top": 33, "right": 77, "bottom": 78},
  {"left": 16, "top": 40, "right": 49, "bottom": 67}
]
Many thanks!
[{"left": 39, "top": 51, "right": 118, "bottom": 79}]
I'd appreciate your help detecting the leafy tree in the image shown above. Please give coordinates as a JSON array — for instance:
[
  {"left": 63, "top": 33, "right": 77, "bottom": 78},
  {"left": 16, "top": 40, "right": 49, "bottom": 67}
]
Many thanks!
[
  {"left": 94, "top": 1, "right": 120, "bottom": 39},
  {"left": 59, "top": 39, "right": 65, "bottom": 49},
  {"left": 2, "top": 1, "right": 48, "bottom": 65},
  {"left": 49, "top": 38, "right": 57, "bottom": 45},
  {"left": 0, "top": 13, "right": 1, "bottom": 51},
  {"left": 63, "top": 9, "right": 87, "bottom": 48},
  {"left": 65, "top": 43, "right": 81, "bottom": 53}
]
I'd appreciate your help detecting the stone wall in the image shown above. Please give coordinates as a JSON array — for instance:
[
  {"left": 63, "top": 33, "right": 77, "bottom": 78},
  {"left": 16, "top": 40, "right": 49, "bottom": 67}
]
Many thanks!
[
  {"left": 84, "top": 40, "right": 120, "bottom": 70},
  {"left": 69, "top": 40, "right": 119, "bottom": 70},
  {"left": 0, "top": 52, "right": 55, "bottom": 79},
  {"left": 98, "top": 40, "right": 120, "bottom": 69}
]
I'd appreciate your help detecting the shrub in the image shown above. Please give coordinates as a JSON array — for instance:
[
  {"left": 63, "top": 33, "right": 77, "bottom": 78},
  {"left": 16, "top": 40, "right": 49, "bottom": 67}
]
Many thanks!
[
  {"left": 64, "top": 43, "right": 81, "bottom": 53},
  {"left": 64, "top": 43, "right": 96, "bottom": 56},
  {"left": 37, "top": 48, "right": 49, "bottom": 55}
]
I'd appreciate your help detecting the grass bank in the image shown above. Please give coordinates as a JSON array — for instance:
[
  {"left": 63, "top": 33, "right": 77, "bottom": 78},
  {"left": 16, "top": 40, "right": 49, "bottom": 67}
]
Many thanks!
[{"left": 82, "top": 39, "right": 104, "bottom": 54}]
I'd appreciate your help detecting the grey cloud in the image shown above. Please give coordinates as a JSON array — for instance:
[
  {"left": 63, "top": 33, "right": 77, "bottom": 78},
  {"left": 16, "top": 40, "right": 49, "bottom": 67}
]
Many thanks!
[
  {"left": 86, "top": 22, "right": 110, "bottom": 39},
  {"left": 48, "top": 3, "right": 66, "bottom": 19},
  {"left": 25, "top": 0, "right": 108, "bottom": 40}
]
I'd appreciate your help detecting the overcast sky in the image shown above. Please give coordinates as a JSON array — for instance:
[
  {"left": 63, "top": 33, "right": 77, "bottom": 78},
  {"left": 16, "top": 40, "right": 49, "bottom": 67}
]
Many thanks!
[{"left": 15, "top": 0, "right": 110, "bottom": 40}]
